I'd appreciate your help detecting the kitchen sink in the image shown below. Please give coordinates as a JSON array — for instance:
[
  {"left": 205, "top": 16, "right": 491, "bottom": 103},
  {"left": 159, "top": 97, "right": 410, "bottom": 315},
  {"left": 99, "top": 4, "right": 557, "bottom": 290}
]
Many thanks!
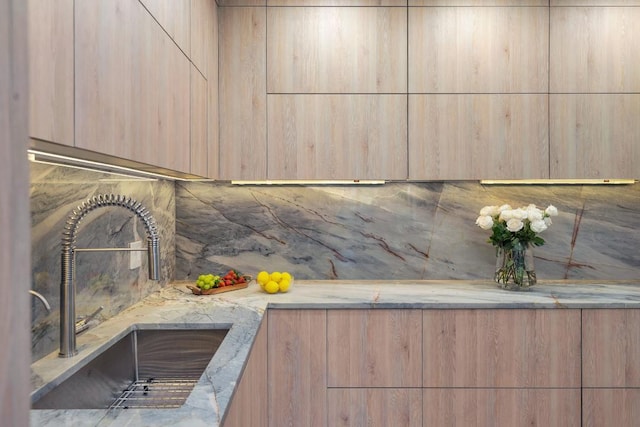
[{"left": 32, "top": 328, "right": 229, "bottom": 410}]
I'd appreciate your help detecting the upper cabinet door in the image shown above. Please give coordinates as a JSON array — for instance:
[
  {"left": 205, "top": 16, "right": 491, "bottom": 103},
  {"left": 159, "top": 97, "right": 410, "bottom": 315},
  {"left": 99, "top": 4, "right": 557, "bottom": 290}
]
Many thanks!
[
  {"left": 75, "top": 0, "right": 191, "bottom": 173},
  {"left": 409, "top": 6, "right": 549, "bottom": 94},
  {"left": 28, "top": 0, "right": 74, "bottom": 146},
  {"left": 267, "top": 7, "right": 407, "bottom": 94}
]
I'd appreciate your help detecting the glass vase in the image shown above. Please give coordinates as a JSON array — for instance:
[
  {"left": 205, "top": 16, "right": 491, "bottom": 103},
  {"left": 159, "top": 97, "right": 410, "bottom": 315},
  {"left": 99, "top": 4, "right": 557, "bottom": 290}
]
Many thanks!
[{"left": 494, "top": 242, "right": 537, "bottom": 290}]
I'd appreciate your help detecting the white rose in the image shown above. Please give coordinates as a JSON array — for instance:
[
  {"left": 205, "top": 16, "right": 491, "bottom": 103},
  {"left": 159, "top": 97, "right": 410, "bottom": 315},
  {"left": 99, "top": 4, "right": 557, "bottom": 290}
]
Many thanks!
[
  {"left": 475, "top": 215, "right": 494, "bottom": 230},
  {"left": 506, "top": 218, "right": 524, "bottom": 232},
  {"left": 530, "top": 219, "right": 548, "bottom": 233},
  {"left": 526, "top": 205, "right": 543, "bottom": 221},
  {"left": 498, "top": 204, "right": 512, "bottom": 212},
  {"left": 499, "top": 209, "right": 514, "bottom": 221},
  {"left": 511, "top": 208, "right": 528, "bottom": 220},
  {"left": 479, "top": 205, "right": 500, "bottom": 217},
  {"left": 545, "top": 205, "right": 558, "bottom": 216}
]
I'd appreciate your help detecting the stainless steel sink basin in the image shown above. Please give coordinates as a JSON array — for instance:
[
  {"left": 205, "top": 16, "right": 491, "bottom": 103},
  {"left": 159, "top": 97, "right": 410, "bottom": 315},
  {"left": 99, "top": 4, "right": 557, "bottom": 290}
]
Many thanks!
[{"left": 32, "top": 328, "right": 229, "bottom": 410}]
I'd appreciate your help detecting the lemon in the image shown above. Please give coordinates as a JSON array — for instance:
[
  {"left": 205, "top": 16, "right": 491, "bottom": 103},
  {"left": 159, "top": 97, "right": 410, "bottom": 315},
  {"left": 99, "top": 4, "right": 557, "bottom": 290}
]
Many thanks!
[
  {"left": 270, "top": 272, "right": 282, "bottom": 283},
  {"left": 264, "top": 281, "right": 279, "bottom": 294},
  {"left": 257, "top": 271, "right": 270, "bottom": 285},
  {"left": 281, "top": 272, "right": 292, "bottom": 282},
  {"left": 278, "top": 279, "right": 291, "bottom": 293}
]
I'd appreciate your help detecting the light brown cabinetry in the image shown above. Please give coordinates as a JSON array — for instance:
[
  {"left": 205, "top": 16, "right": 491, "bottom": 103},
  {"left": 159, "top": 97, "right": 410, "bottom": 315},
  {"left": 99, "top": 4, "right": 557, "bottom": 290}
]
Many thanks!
[
  {"left": 268, "top": 95, "right": 408, "bottom": 180},
  {"left": 423, "top": 309, "right": 582, "bottom": 426},
  {"left": 28, "top": 0, "right": 74, "bottom": 146},
  {"left": 327, "top": 309, "right": 422, "bottom": 387},
  {"left": 190, "top": 67, "right": 208, "bottom": 177},
  {"left": 267, "top": 7, "right": 406, "bottom": 94},
  {"left": 326, "top": 309, "right": 423, "bottom": 426},
  {"left": 222, "top": 316, "right": 268, "bottom": 427},
  {"left": 267, "top": 309, "right": 327, "bottom": 427},
  {"left": 75, "top": 0, "right": 191, "bottom": 173},
  {"left": 219, "top": 6, "right": 267, "bottom": 180},
  {"left": 409, "top": 94, "right": 548, "bottom": 180},
  {"left": 139, "top": 0, "right": 191, "bottom": 57},
  {"left": 409, "top": 6, "right": 548, "bottom": 94},
  {"left": 582, "top": 309, "right": 640, "bottom": 427}
]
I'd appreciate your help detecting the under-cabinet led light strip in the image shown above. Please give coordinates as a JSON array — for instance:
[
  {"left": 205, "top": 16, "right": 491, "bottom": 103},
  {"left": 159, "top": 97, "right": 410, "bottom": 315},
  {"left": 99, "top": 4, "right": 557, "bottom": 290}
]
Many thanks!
[
  {"left": 230, "top": 180, "right": 386, "bottom": 185},
  {"left": 27, "top": 150, "right": 185, "bottom": 181},
  {"left": 480, "top": 179, "right": 637, "bottom": 185}
]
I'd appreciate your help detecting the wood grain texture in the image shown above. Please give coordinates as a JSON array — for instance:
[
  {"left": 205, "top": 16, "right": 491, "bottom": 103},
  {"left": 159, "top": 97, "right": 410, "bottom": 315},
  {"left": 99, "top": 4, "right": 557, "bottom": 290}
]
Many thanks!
[
  {"left": 269, "top": 0, "right": 407, "bottom": 7},
  {"left": 552, "top": 0, "right": 640, "bottom": 5},
  {"left": 190, "top": 0, "right": 212, "bottom": 77},
  {"left": 207, "top": 1, "right": 219, "bottom": 179},
  {"left": 191, "top": 67, "right": 208, "bottom": 177},
  {"left": 75, "top": 0, "right": 191, "bottom": 173},
  {"left": 222, "top": 316, "right": 268, "bottom": 427},
  {"left": 218, "top": 6, "right": 267, "bottom": 180},
  {"left": 583, "top": 389, "right": 640, "bottom": 427},
  {"left": 267, "top": 7, "right": 407, "bottom": 93},
  {"left": 413, "top": 0, "right": 547, "bottom": 4},
  {"left": 268, "top": 310, "right": 326, "bottom": 427},
  {"left": 422, "top": 309, "right": 581, "bottom": 388},
  {"left": 408, "top": 94, "right": 549, "bottom": 180},
  {"left": 327, "top": 388, "right": 423, "bottom": 427},
  {"left": 0, "top": 0, "right": 30, "bottom": 424},
  {"left": 327, "top": 310, "right": 422, "bottom": 387},
  {"left": 423, "top": 389, "right": 581, "bottom": 427},
  {"left": 582, "top": 309, "right": 640, "bottom": 387},
  {"left": 550, "top": 7, "right": 640, "bottom": 93},
  {"left": 550, "top": 94, "right": 640, "bottom": 179},
  {"left": 140, "top": 0, "right": 191, "bottom": 56},
  {"left": 28, "top": 0, "right": 74, "bottom": 145},
  {"left": 268, "top": 94, "right": 408, "bottom": 179},
  {"left": 219, "top": 0, "right": 265, "bottom": 5},
  {"left": 409, "top": 7, "right": 548, "bottom": 93}
]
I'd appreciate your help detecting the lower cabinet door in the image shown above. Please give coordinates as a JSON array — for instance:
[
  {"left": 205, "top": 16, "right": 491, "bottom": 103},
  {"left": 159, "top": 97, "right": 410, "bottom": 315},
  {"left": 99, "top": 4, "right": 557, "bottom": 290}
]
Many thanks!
[
  {"left": 327, "top": 388, "right": 422, "bottom": 427},
  {"left": 423, "top": 388, "right": 581, "bottom": 427},
  {"left": 583, "top": 389, "right": 640, "bottom": 427}
]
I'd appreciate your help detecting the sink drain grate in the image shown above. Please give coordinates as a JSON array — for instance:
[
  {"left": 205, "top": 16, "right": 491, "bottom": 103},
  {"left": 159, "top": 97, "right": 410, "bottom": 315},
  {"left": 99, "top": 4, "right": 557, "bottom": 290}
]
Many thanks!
[{"left": 109, "top": 377, "right": 200, "bottom": 409}]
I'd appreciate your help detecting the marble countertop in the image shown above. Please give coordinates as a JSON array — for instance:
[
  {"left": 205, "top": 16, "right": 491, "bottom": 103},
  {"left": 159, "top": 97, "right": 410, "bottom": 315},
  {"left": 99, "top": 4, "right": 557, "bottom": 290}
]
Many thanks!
[{"left": 30, "top": 280, "right": 640, "bottom": 426}]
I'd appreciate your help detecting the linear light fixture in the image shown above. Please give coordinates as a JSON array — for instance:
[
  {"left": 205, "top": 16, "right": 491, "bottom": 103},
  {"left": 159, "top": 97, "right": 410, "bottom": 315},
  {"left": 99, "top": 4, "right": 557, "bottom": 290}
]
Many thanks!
[
  {"left": 230, "top": 179, "right": 386, "bottom": 185},
  {"left": 480, "top": 179, "right": 637, "bottom": 185},
  {"left": 28, "top": 149, "right": 189, "bottom": 181}
]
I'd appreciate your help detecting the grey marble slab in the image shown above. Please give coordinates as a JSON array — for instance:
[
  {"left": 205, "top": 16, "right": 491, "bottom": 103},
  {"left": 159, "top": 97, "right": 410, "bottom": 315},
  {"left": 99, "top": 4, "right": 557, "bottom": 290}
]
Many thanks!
[{"left": 30, "top": 280, "right": 640, "bottom": 426}]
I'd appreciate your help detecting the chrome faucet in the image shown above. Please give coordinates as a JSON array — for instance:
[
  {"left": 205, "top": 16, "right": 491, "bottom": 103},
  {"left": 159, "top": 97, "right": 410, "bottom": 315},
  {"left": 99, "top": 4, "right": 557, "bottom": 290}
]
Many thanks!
[{"left": 59, "top": 194, "right": 161, "bottom": 357}]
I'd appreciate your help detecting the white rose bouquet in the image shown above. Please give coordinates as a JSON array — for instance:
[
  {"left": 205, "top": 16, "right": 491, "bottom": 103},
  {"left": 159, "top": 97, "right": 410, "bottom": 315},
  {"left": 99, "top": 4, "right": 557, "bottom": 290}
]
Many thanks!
[{"left": 475, "top": 203, "right": 558, "bottom": 250}]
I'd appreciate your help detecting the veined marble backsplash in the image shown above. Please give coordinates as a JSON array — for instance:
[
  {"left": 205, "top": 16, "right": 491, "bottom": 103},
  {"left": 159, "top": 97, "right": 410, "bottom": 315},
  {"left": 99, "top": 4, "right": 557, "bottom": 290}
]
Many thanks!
[
  {"left": 175, "top": 181, "right": 639, "bottom": 283},
  {"left": 31, "top": 163, "right": 639, "bottom": 362},
  {"left": 30, "top": 163, "right": 175, "bottom": 362}
]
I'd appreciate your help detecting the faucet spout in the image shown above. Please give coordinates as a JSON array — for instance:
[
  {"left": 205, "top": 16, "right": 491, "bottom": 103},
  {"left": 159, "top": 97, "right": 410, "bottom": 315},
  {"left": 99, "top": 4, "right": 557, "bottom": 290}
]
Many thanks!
[
  {"left": 29, "top": 290, "right": 51, "bottom": 313},
  {"left": 59, "top": 194, "right": 161, "bottom": 358}
]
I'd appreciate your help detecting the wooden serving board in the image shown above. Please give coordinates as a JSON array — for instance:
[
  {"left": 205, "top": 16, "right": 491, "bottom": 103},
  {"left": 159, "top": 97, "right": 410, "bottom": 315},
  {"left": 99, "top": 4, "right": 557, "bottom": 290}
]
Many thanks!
[{"left": 186, "top": 282, "right": 249, "bottom": 295}]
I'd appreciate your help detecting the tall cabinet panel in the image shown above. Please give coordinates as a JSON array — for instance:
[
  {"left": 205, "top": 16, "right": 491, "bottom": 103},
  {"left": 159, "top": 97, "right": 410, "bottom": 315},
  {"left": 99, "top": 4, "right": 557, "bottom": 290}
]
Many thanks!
[
  {"left": 75, "top": 0, "right": 190, "bottom": 173},
  {"left": 219, "top": 7, "right": 267, "bottom": 180},
  {"left": 28, "top": 0, "right": 74, "bottom": 146},
  {"left": 550, "top": 6, "right": 640, "bottom": 179}
]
